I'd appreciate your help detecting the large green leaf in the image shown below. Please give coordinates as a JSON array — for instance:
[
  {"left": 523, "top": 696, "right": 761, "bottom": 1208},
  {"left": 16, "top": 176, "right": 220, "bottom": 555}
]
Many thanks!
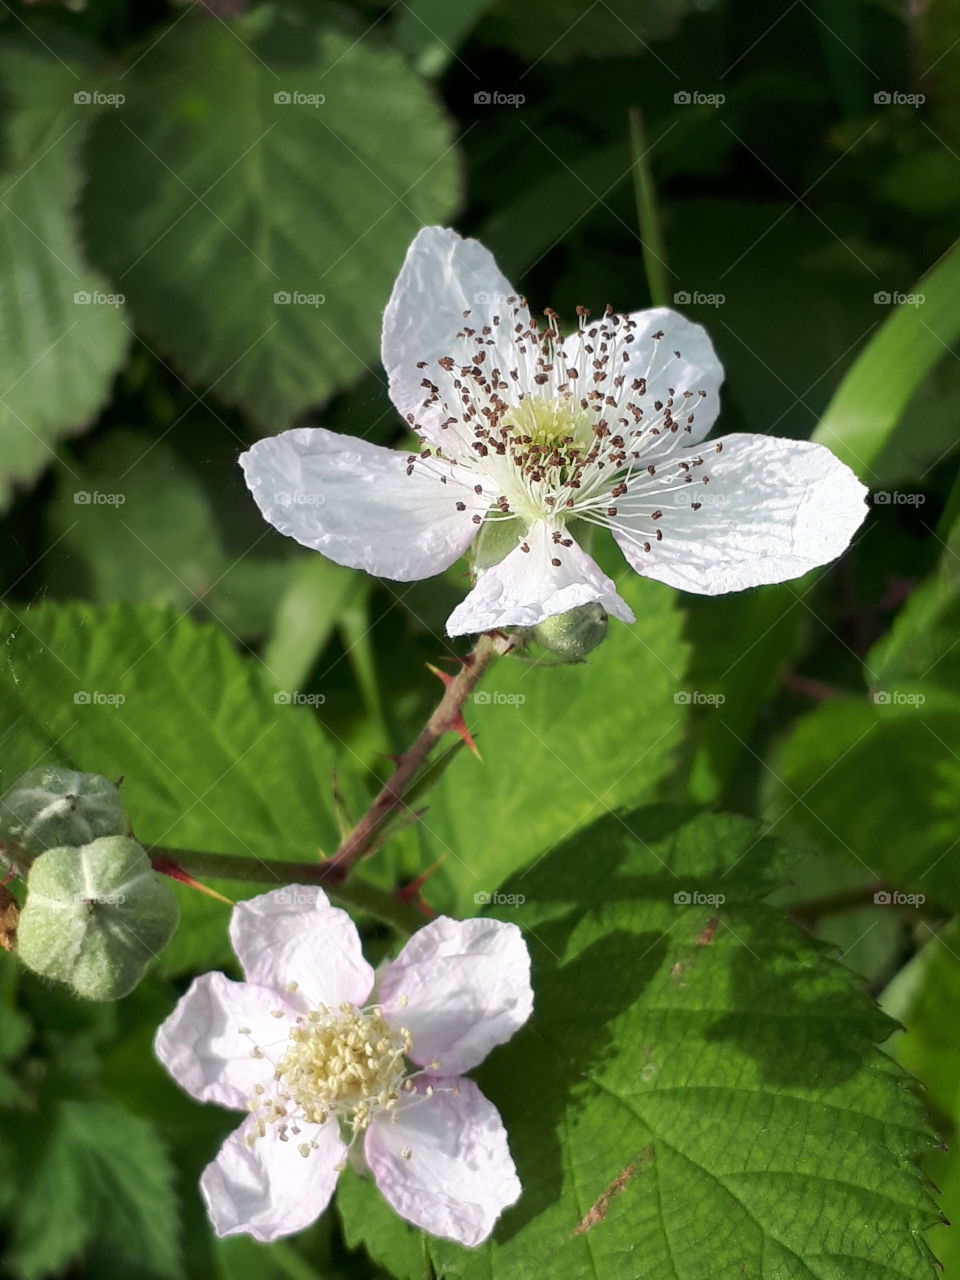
[
  {"left": 82, "top": 6, "right": 460, "bottom": 424},
  {"left": 0, "top": 601, "right": 340, "bottom": 973},
  {"left": 422, "top": 574, "right": 690, "bottom": 909},
  {"left": 0, "top": 600, "right": 338, "bottom": 858},
  {"left": 430, "top": 807, "right": 938, "bottom": 1279},
  {"left": 6, "top": 1099, "right": 181, "bottom": 1280},
  {"left": 0, "top": 41, "right": 128, "bottom": 509}
]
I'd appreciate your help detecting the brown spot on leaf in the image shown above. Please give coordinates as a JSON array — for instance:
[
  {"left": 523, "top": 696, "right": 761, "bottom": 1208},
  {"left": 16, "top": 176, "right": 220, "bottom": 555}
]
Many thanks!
[
  {"left": 573, "top": 1149, "right": 651, "bottom": 1234},
  {"left": 696, "top": 914, "right": 719, "bottom": 946}
]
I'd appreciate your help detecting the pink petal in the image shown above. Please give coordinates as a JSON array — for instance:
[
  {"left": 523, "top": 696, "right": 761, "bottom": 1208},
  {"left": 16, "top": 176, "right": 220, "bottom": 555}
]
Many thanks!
[
  {"left": 230, "top": 886, "right": 374, "bottom": 1009},
  {"left": 379, "top": 916, "right": 533, "bottom": 1074},
  {"left": 366, "top": 1075, "right": 521, "bottom": 1247},
  {"left": 201, "top": 1115, "right": 345, "bottom": 1243},
  {"left": 154, "top": 972, "right": 294, "bottom": 1109}
]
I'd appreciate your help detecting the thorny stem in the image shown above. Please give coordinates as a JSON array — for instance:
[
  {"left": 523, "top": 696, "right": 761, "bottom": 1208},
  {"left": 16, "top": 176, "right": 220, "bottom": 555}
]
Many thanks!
[
  {"left": 325, "top": 630, "right": 511, "bottom": 880},
  {"left": 147, "top": 848, "right": 425, "bottom": 935},
  {"left": 146, "top": 631, "right": 510, "bottom": 934}
]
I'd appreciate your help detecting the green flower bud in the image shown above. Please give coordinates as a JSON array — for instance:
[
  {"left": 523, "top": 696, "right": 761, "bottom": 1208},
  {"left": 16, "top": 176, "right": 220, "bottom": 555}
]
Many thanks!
[
  {"left": 17, "top": 836, "right": 179, "bottom": 1001},
  {"left": 0, "top": 768, "right": 127, "bottom": 862},
  {"left": 526, "top": 602, "right": 608, "bottom": 663}
]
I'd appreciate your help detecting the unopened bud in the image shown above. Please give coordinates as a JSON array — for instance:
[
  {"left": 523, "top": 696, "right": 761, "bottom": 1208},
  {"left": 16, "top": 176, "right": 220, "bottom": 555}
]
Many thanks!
[
  {"left": 17, "top": 836, "right": 179, "bottom": 1001},
  {"left": 526, "top": 602, "right": 608, "bottom": 662},
  {"left": 0, "top": 768, "right": 127, "bottom": 862}
]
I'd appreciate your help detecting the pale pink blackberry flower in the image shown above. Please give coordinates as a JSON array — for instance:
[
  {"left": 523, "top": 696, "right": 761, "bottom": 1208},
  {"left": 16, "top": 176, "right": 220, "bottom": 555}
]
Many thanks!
[{"left": 155, "top": 886, "right": 532, "bottom": 1247}]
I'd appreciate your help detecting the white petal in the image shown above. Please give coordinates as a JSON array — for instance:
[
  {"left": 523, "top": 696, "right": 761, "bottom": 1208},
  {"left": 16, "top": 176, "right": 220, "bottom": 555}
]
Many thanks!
[
  {"left": 155, "top": 973, "right": 295, "bottom": 1109},
  {"left": 564, "top": 306, "right": 723, "bottom": 447},
  {"left": 366, "top": 1076, "right": 520, "bottom": 1247},
  {"left": 445, "top": 520, "right": 634, "bottom": 636},
  {"left": 612, "top": 433, "right": 868, "bottom": 595},
  {"left": 240, "top": 427, "right": 489, "bottom": 581},
  {"left": 201, "top": 1116, "right": 344, "bottom": 1242},
  {"left": 381, "top": 226, "right": 529, "bottom": 449},
  {"left": 230, "top": 886, "right": 374, "bottom": 1009},
  {"left": 378, "top": 916, "right": 533, "bottom": 1074}
]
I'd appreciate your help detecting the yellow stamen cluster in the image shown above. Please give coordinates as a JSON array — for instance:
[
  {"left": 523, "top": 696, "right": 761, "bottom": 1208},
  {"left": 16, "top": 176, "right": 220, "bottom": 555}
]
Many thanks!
[
  {"left": 246, "top": 1002, "right": 413, "bottom": 1151},
  {"left": 500, "top": 395, "right": 594, "bottom": 455}
]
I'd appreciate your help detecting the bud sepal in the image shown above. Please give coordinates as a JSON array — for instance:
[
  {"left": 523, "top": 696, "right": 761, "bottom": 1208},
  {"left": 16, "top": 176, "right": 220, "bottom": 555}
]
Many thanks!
[
  {"left": 0, "top": 767, "right": 128, "bottom": 864},
  {"left": 17, "top": 835, "right": 179, "bottom": 1001}
]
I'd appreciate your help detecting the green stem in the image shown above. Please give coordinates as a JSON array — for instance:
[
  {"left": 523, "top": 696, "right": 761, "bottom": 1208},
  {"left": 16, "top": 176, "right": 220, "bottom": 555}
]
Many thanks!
[
  {"left": 628, "top": 106, "right": 671, "bottom": 308},
  {"left": 148, "top": 847, "right": 425, "bottom": 935}
]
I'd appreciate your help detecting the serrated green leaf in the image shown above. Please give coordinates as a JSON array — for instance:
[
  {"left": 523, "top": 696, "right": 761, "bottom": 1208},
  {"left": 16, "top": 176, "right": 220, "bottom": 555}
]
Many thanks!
[
  {"left": 82, "top": 6, "right": 460, "bottom": 424},
  {"left": 0, "top": 41, "right": 129, "bottom": 509},
  {"left": 0, "top": 600, "right": 340, "bottom": 973},
  {"left": 7, "top": 1099, "right": 181, "bottom": 1280},
  {"left": 430, "top": 807, "right": 937, "bottom": 1279},
  {"left": 422, "top": 574, "right": 689, "bottom": 910}
]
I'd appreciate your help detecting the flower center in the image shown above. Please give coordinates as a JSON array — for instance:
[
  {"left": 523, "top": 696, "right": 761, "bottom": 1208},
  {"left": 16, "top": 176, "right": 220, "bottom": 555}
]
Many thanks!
[
  {"left": 500, "top": 394, "right": 594, "bottom": 456},
  {"left": 246, "top": 1002, "right": 412, "bottom": 1151},
  {"left": 408, "top": 301, "right": 716, "bottom": 564}
]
